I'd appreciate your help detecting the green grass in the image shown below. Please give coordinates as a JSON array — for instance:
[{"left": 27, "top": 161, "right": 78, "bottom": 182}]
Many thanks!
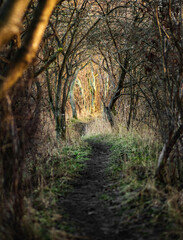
[
  {"left": 21, "top": 125, "right": 183, "bottom": 240},
  {"left": 85, "top": 131, "right": 160, "bottom": 183},
  {"left": 85, "top": 132, "right": 159, "bottom": 205},
  {"left": 99, "top": 193, "right": 113, "bottom": 201},
  {"left": 85, "top": 132, "right": 183, "bottom": 239},
  {"left": 22, "top": 140, "right": 91, "bottom": 240}
]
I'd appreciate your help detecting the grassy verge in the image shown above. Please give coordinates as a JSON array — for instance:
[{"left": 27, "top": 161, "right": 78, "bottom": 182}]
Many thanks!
[
  {"left": 86, "top": 131, "right": 183, "bottom": 239},
  {"left": 21, "top": 140, "right": 91, "bottom": 240}
]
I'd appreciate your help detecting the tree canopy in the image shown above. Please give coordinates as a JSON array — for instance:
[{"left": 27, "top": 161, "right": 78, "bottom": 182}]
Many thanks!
[{"left": 1, "top": 0, "right": 183, "bottom": 238}]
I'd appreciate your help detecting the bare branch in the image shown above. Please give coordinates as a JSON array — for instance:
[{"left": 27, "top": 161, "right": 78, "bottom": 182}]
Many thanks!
[
  {"left": 0, "top": 0, "right": 31, "bottom": 48},
  {"left": 0, "top": 0, "right": 58, "bottom": 99}
]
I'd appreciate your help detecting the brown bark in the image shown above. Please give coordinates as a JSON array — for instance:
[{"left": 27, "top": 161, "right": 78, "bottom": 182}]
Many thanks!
[
  {"left": 156, "top": 125, "right": 183, "bottom": 183},
  {"left": 104, "top": 55, "right": 129, "bottom": 127},
  {"left": 0, "top": 0, "right": 58, "bottom": 99},
  {"left": 108, "top": 55, "right": 129, "bottom": 111},
  {"left": 0, "top": 0, "right": 31, "bottom": 48}
]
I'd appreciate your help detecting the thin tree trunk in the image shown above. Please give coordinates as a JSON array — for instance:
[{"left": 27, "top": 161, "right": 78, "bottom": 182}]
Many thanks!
[
  {"left": 76, "top": 78, "right": 85, "bottom": 108},
  {"left": 46, "top": 68, "right": 55, "bottom": 115},
  {"left": 108, "top": 56, "right": 128, "bottom": 111},
  {"left": 69, "top": 69, "right": 81, "bottom": 119},
  {"left": 90, "top": 60, "right": 96, "bottom": 112},
  {"left": 127, "top": 77, "right": 135, "bottom": 130},
  {"left": 70, "top": 79, "right": 77, "bottom": 119},
  {"left": 156, "top": 125, "right": 183, "bottom": 183},
  {"left": 103, "top": 105, "right": 114, "bottom": 127},
  {"left": 105, "top": 56, "right": 129, "bottom": 127}
]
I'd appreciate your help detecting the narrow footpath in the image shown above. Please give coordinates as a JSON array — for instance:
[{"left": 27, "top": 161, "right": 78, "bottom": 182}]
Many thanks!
[
  {"left": 59, "top": 140, "right": 122, "bottom": 240},
  {"left": 58, "top": 139, "right": 172, "bottom": 240}
]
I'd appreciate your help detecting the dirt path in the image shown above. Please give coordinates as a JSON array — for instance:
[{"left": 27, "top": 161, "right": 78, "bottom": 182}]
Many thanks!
[
  {"left": 59, "top": 140, "right": 122, "bottom": 240},
  {"left": 57, "top": 136, "right": 183, "bottom": 240}
]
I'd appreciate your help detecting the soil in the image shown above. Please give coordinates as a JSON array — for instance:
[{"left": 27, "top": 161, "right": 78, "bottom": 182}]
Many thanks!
[
  {"left": 58, "top": 139, "right": 175, "bottom": 240},
  {"left": 59, "top": 140, "right": 122, "bottom": 240}
]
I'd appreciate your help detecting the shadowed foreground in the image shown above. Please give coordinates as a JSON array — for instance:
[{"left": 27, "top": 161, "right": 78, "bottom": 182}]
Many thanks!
[
  {"left": 59, "top": 140, "right": 119, "bottom": 239},
  {"left": 58, "top": 139, "right": 168, "bottom": 240}
]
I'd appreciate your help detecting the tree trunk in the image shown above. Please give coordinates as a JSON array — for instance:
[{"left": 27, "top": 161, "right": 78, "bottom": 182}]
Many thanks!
[
  {"left": 70, "top": 84, "right": 77, "bottom": 119},
  {"left": 0, "top": 96, "right": 24, "bottom": 228},
  {"left": 155, "top": 125, "right": 183, "bottom": 184},
  {"left": 108, "top": 56, "right": 128, "bottom": 111},
  {"left": 0, "top": 0, "right": 31, "bottom": 48},
  {"left": 60, "top": 111, "right": 66, "bottom": 139},
  {"left": 90, "top": 61, "right": 96, "bottom": 112},
  {"left": 69, "top": 71, "right": 80, "bottom": 119},
  {"left": 76, "top": 78, "right": 85, "bottom": 109},
  {"left": 104, "top": 56, "right": 129, "bottom": 127},
  {"left": 103, "top": 105, "right": 114, "bottom": 127},
  {"left": 0, "top": 0, "right": 58, "bottom": 99}
]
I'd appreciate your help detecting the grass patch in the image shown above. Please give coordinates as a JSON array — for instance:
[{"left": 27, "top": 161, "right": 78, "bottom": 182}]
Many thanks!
[
  {"left": 85, "top": 130, "right": 183, "bottom": 239},
  {"left": 85, "top": 129, "right": 160, "bottom": 184},
  {"left": 99, "top": 193, "right": 113, "bottom": 202},
  {"left": 16, "top": 118, "right": 183, "bottom": 239},
  {"left": 21, "top": 140, "right": 91, "bottom": 240}
]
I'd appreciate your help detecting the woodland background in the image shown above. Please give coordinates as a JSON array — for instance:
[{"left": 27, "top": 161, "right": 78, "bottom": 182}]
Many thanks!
[{"left": 1, "top": 0, "right": 183, "bottom": 239}]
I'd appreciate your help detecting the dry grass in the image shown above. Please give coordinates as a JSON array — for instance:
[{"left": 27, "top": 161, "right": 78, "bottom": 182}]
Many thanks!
[
  {"left": 84, "top": 117, "right": 112, "bottom": 136},
  {"left": 0, "top": 112, "right": 91, "bottom": 240}
]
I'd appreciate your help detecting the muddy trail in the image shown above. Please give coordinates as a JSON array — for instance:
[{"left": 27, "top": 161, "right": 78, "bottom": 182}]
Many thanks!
[{"left": 58, "top": 139, "right": 169, "bottom": 240}]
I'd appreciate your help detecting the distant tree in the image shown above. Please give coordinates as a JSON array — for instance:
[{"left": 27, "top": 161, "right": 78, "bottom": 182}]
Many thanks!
[
  {"left": 87, "top": 0, "right": 145, "bottom": 127},
  {"left": 43, "top": 0, "right": 91, "bottom": 138}
]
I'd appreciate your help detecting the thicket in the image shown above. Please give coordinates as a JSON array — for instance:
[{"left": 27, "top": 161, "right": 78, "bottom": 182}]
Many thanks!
[{"left": 0, "top": 0, "right": 183, "bottom": 239}]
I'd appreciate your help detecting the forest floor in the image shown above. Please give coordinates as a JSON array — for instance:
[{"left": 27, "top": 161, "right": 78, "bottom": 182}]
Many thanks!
[
  {"left": 57, "top": 135, "right": 183, "bottom": 240},
  {"left": 59, "top": 140, "right": 121, "bottom": 240},
  {"left": 19, "top": 119, "right": 183, "bottom": 240}
]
